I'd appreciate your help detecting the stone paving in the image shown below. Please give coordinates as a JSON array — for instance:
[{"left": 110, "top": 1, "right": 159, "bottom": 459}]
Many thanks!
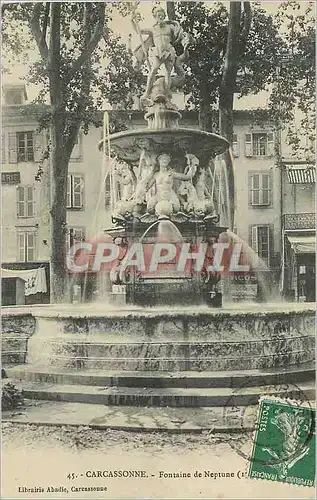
[{"left": 2, "top": 398, "right": 258, "bottom": 432}]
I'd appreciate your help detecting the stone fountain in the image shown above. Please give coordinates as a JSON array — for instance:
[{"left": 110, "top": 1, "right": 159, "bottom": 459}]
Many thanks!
[
  {"left": 99, "top": 6, "right": 232, "bottom": 307},
  {"left": 3, "top": 7, "right": 315, "bottom": 417}
]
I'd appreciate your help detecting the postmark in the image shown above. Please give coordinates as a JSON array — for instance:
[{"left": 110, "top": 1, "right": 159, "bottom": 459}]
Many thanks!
[
  {"left": 222, "top": 379, "right": 315, "bottom": 468},
  {"left": 248, "top": 396, "right": 315, "bottom": 486}
]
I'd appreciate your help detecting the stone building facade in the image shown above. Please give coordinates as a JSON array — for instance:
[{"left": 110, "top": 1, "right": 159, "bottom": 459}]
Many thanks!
[{"left": 1, "top": 85, "right": 315, "bottom": 303}]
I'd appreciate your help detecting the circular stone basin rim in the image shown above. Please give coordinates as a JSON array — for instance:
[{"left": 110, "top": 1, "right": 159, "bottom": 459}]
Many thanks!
[
  {"left": 98, "top": 128, "right": 230, "bottom": 160},
  {"left": 12, "top": 304, "right": 315, "bottom": 320}
]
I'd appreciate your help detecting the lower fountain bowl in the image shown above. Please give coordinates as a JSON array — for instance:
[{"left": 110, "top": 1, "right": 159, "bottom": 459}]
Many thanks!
[{"left": 2, "top": 304, "right": 315, "bottom": 408}]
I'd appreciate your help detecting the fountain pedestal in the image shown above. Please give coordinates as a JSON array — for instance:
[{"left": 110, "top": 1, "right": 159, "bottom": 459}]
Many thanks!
[{"left": 106, "top": 216, "right": 227, "bottom": 307}]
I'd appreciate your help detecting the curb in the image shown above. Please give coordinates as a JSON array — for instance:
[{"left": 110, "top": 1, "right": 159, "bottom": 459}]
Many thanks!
[{"left": 2, "top": 418, "right": 255, "bottom": 434}]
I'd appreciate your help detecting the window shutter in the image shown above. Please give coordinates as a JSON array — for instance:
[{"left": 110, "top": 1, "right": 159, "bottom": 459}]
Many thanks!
[
  {"left": 67, "top": 175, "right": 72, "bottom": 208},
  {"left": 18, "top": 233, "right": 25, "bottom": 261},
  {"left": 267, "top": 226, "right": 271, "bottom": 267},
  {"left": 33, "top": 132, "right": 43, "bottom": 162},
  {"left": 27, "top": 187, "right": 35, "bottom": 217},
  {"left": 74, "top": 228, "right": 85, "bottom": 241},
  {"left": 268, "top": 172, "right": 272, "bottom": 204},
  {"left": 248, "top": 173, "right": 252, "bottom": 205},
  {"left": 27, "top": 233, "right": 35, "bottom": 261},
  {"left": 73, "top": 175, "right": 84, "bottom": 208},
  {"left": 8, "top": 133, "right": 17, "bottom": 163},
  {"left": 105, "top": 175, "right": 111, "bottom": 207},
  {"left": 26, "top": 132, "right": 34, "bottom": 161},
  {"left": 68, "top": 228, "right": 73, "bottom": 247},
  {"left": 245, "top": 134, "right": 253, "bottom": 157},
  {"left": 251, "top": 226, "right": 258, "bottom": 252},
  {"left": 232, "top": 133, "right": 239, "bottom": 157},
  {"left": 267, "top": 132, "right": 274, "bottom": 157},
  {"left": 261, "top": 173, "right": 270, "bottom": 205},
  {"left": 1, "top": 134, "right": 5, "bottom": 163},
  {"left": 17, "top": 186, "right": 25, "bottom": 217},
  {"left": 250, "top": 173, "right": 260, "bottom": 205}
]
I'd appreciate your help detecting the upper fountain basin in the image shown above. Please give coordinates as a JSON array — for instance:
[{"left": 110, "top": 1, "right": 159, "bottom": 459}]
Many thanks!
[{"left": 98, "top": 128, "right": 229, "bottom": 164}]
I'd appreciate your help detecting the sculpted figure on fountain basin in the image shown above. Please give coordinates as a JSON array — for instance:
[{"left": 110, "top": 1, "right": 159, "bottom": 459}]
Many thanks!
[
  {"left": 178, "top": 158, "right": 216, "bottom": 216},
  {"left": 143, "top": 153, "right": 197, "bottom": 218},
  {"left": 113, "top": 151, "right": 217, "bottom": 222},
  {"left": 114, "top": 162, "right": 136, "bottom": 215}
]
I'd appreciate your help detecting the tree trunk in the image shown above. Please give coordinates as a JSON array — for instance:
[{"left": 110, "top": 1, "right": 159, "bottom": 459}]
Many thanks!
[
  {"left": 49, "top": 3, "right": 67, "bottom": 302},
  {"left": 166, "top": 2, "right": 176, "bottom": 21},
  {"left": 219, "top": 2, "right": 251, "bottom": 143},
  {"left": 199, "top": 92, "right": 213, "bottom": 132},
  {"left": 218, "top": 2, "right": 251, "bottom": 233},
  {"left": 218, "top": 2, "right": 242, "bottom": 144},
  {"left": 50, "top": 155, "right": 68, "bottom": 302},
  {"left": 27, "top": 3, "right": 105, "bottom": 303}
]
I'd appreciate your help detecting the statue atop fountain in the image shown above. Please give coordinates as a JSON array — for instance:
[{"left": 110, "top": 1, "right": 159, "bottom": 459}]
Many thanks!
[{"left": 132, "top": 6, "right": 191, "bottom": 107}]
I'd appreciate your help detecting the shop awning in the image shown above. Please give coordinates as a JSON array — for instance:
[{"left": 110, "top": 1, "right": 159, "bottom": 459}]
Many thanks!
[
  {"left": 287, "top": 235, "right": 316, "bottom": 254},
  {"left": 1, "top": 267, "right": 47, "bottom": 295},
  {"left": 286, "top": 165, "right": 316, "bottom": 184}
]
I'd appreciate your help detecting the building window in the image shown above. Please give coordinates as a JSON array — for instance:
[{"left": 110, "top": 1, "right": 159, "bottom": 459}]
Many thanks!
[
  {"left": 250, "top": 225, "right": 272, "bottom": 266},
  {"left": 4, "top": 87, "right": 26, "bottom": 105},
  {"left": 105, "top": 174, "right": 121, "bottom": 208},
  {"left": 105, "top": 175, "right": 111, "bottom": 208},
  {"left": 232, "top": 133, "right": 239, "bottom": 157},
  {"left": 67, "top": 174, "right": 84, "bottom": 209},
  {"left": 70, "top": 133, "right": 83, "bottom": 162},
  {"left": 17, "top": 131, "right": 34, "bottom": 162},
  {"left": 249, "top": 172, "right": 272, "bottom": 206},
  {"left": 18, "top": 232, "right": 36, "bottom": 261},
  {"left": 17, "top": 186, "right": 35, "bottom": 217},
  {"left": 67, "top": 227, "right": 85, "bottom": 247},
  {"left": 245, "top": 132, "right": 274, "bottom": 157},
  {"left": 8, "top": 131, "right": 42, "bottom": 163}
]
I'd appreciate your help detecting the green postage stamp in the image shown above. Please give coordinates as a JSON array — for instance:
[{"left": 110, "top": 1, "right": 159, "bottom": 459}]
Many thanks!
[{"left": 248, "top": 396, "right": 315, "bottom": 487}]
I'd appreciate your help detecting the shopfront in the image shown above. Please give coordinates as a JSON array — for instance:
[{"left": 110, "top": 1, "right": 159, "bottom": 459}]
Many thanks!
[{"left": 284, "top": 233, "right": 315, "bottom": 302}]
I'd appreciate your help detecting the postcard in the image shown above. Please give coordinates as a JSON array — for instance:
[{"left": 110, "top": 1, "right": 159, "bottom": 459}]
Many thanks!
[{"left": 1, "top": 1, "right": 315, "bottom": 499}]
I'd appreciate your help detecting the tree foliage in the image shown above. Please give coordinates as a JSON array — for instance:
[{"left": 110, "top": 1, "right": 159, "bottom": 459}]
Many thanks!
[
  {"left": 173, "top": 1, "right": 283, "bottom": 135},
  {"left": 2, "top": 3, "right": 142, "bottom": 132},
  {"left": 268, "top": 1, "right": 316, "bottom": 161},
  {"left": 172, "top": 0, "right": 315, "bottom": 158}
]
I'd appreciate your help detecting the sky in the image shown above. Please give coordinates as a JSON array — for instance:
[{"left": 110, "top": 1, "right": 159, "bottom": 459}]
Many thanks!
[{"left": 2, "top": 1, "right": 314, "bottom": 110}]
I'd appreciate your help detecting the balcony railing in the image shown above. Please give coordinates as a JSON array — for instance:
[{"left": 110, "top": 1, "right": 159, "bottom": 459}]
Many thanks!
[{"left": 283, "top": 213, "right": 315, "bottom": 230}]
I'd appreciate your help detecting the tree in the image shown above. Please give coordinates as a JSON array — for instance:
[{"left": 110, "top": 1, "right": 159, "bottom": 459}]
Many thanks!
[
  {"left": 166, "top": 2, "right": 176, "bottom": 21},
  {"left": 219, "top": 2, "right": 251, "bottom": 144},
  {"left": 173, "top": 2, "right": 284, "bottom": 140},
  {"left": 2, "top": 2, "right": 142, "bottom": 302},
  {"left": 268, "top": 1, "right": 315, "bottom": 162}
]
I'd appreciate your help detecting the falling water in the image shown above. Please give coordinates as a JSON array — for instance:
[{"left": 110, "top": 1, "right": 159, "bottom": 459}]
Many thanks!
[{"left": 221, "top": 230, "right": 282, "bottom": 304}]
